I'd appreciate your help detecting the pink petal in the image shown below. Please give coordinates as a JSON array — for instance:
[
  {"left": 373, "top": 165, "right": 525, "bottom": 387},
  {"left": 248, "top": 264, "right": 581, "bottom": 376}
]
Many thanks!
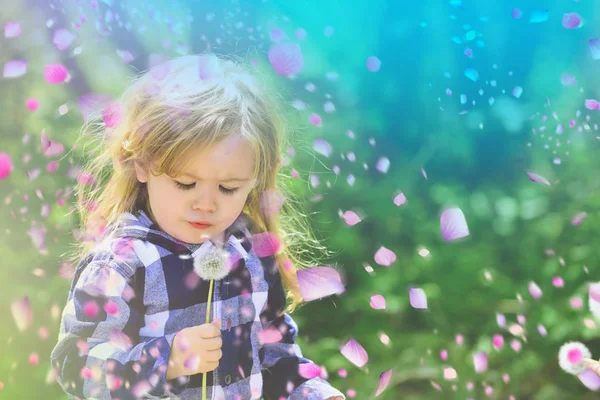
[
  {"left": 52, "top": 28, "right": 75, "bottom": 50},
  {"left": 308, "top": 113, "right": 322, "bottom": 126},
  {"left": 529, "top": 281, "right": 543, "bottom": 300},
  {"left": 198, "top": 54, "right": 223, "bottom": 80},
  {"left": 259, "top": 189, "right": 286, "bottom": 218},
  {"left": 258, "top": 328, "right": 283, "bottom": 345},
  {"left": 440, "top": 207, "right": 470, "bottom": 241},
  {"left": 512, "top": 86, "right": 523, "bottom": 98},
  {"left": 44, "top": 63, "right": 68, "bottom": 84},
  {"left": 585, "top": 99, "right": 600, "bottom": 110},
  {"left": 313, "top": 138, "right": 332, "bottom": 157},
  {"left": 375, "top": 369, "right": 393, "bottom": 396},
  {"left": 270, "top": 28, "right": 286, "bottom": 42},
  {"left": 268, "top": 43, "right": 304, "bottom": 77},
  {"left": 561, "top": 73, "right": 577, "bottom": 86},
  {"left": 297, "top": 267, "right": 345, "bottom": 302},
  {"left": 102, "top": 101, "right": 123, "bottom": 128},
  {"left": 578, "top": 369, "right": 600, "bottom": 391},
  {"left": 41, "top": 130, "right": 65, "bottom": 157},
  {"left": 148, "top": 53, "right": 170, "bottom": 81},
  {"left": 116, "top": 49, "right": 134, "bottom": 63},
  {"left": 571, "top": 212, "right": 587, "bottom": 226},
  {"left": 0, "top": 153, "right": 14, "bottom": 179},
  {"left": 376, "top": 157, "right": 390, "bottom": 173},
  {"left": 409, "top": 288, "right": 428, "bottom": 309},
  {"left": 589, "top": 39, "right": 600, "bottom": 60},
  {"left": 298, "top": 363, "right": 322, "bottom": 379},
  {"left": 526, "top": 171, "right": 550, "bottom": 185},
  {"left": 393, "top": 193, "right": 407, "bottom": 206},
  {"left": 343, "top": 211, "right": 361, "bottom": 226},
  {"left": 374, "top": 246, "right": 396, "bottom": 266},
  {"left": 78, "top": 93, "right": 111, "bottom": 121},
  {"left": 11, "top": 297, "right": 32, "bottom": 331},
  {"left": 366, "top": 56, "right": 381, "bottom": 72},
  {"left": 340, "top": 338, "right": 368, "bottom": 368},
  {"left": 250, "top": 232, "right": 281, "bottom": 257},
  {"left": 83, "top": 301, "right": 99, "bottom": 318},
  {"left": 562, "top": 12, "right": 582, "bottom": 29},
  {"left": 473, "top": 351, "right": 488, "bottom": 373},
  {"left": 589, "top": 283, "right": 600, "bottom": 303},
  {"left": 4, "top": 22, "right": 22, "bottom": 38},
  {"left": 512, "top": 8, "right": 523, "bottom": 19},
  {"left": 25, "top": 98, "right": 39, "bottom": 111},
  {"left": 370, "top": 294, "right": 386, "bottom": 310},
  {"left": 3, "top": 60, "right": 27, "bottom": 78}
]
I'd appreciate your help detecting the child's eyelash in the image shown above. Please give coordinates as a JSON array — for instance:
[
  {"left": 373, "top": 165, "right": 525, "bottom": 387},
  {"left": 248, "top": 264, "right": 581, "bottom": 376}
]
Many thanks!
[{"left": 174, "top": 181, "right": 239, "bottom": 195}]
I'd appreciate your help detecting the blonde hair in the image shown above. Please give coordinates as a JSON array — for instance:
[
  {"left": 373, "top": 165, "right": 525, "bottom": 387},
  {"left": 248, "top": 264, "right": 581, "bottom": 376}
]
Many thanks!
[{"left": 64, "top": 53, "right": 333, "bottom": 313}]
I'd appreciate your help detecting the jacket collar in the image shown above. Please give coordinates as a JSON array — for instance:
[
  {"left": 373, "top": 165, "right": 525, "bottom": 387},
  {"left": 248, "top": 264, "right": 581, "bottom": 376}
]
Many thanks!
[{"left": 110, "top": 209, "right": 254, "bottom": 259}]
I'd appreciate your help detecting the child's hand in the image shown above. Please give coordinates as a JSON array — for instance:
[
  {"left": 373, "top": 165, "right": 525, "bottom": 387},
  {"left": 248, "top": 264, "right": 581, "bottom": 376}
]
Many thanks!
[
  {"left": 586, "top": 358, "right": 600, "bottom": 377},
  {"left": 168, "top": 318, "right": 223, "bottom": 379}
]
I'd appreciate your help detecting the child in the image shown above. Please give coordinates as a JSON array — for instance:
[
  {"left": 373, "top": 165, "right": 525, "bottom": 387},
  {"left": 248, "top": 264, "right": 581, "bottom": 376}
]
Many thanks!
[{"left": 50, "top": 53, "right": 346, "bottom": 400}]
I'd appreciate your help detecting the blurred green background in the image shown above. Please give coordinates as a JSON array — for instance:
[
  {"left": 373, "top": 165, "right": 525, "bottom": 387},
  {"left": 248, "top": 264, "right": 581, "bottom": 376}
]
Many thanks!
[{"left": 3, "top": 0, "right": 600, "bottom": 398}]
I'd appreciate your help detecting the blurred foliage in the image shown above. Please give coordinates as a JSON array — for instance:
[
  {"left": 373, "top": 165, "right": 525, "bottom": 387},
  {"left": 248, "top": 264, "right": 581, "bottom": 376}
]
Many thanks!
[{"left": 3, "top": 0, "right": 600, "bottom": 399}]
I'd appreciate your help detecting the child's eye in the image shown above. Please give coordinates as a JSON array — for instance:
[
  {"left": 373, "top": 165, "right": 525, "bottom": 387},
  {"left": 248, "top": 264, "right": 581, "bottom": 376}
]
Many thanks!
[{"left": 174, "top": 181, "right": 239, "bottom": 195}]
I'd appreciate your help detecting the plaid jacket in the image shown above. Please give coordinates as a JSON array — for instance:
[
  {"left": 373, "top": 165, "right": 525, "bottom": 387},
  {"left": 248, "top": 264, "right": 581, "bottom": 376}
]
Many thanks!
[{"left": 50, "top": 209, "right": 345, "bottom": 400}]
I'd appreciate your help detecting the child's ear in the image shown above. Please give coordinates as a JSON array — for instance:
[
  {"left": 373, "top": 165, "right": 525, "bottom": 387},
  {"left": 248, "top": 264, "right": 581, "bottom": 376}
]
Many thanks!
[{"left": 133, "top": 160, "right": 149, "bottom": 183}]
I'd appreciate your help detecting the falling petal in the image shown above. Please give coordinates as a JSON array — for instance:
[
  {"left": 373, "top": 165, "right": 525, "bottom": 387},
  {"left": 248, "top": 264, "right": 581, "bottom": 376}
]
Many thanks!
[
  {"left": 464, "top": 68, "right": 479, "bottom": 82},
  {"left": 44, "top": 64, "right": 68, "bottom": 84},
  {"left": 298, "top": 363, "right": 322, "bottom": 379},
  {"left": 562, "top": 13, "right": 582, "bottom": 29},
  {"left": 585, "top": 99, "right": 600, "bottom": 110},
  {"left": 376, "top": 157, "right": 390, "bottom": 173},
  {"left": 11, "top": 297, "right": 32, "bottom": 331},
  {"left": 3, "top": 60, "right": 27, "bottom": 78},
  {"left": 340, "top": 338, "right": 368, "bottom": 368},
  {"left": 393, "top": 193, "right": 407, "bottom": 206},
  {"left": 270, "top": 28, "right": 286, "bottom": 42},
  {"left": 268, "top": 43, "right": 304, "bottom": 77},
  {"left": 589, "top": 282, "right": 600, "bottom": 302},
  {"left": 102, "top": 101, "right": 123, "bottom": 128},
  {"left": 374, "top": 246, "right": 396, "bottom": 266},
  {"left": 297, "top": 267, "right": 345, "bottom": 302},
  {"left": 530, "top": 9, "right": 549, "bottom": 23},
  {"left": 527, "top": 171, "right": 551, "bottom": 185},
  {"left": 52, "top": 28, "right": 75, "bottom": 50},
  {"left": 561, "top": 73, "right": 577, "bottom": 86},
  {"left": 409, "top": 288, "right": 428, "bottom": 309},
  {"left": 440, "top": 208, "right": 470, "bottom": 241},
  {"left": 258, "top": 328, "right": 283, "bottom": 344},
  {"left": 512, "top": 86, "right": 523, "bottom": 98},
  {"left": 251, "top": 231, "right": 281, "bottom": 257},
  {"left": 26, "top": 98, "right": 39, "bottom": 111},
  {"left": 578, "top": 369, "right": 600, "bottom": 391},
  {"left": 259, "top": 189, "right": 286, "bottom": 218},
  {"left": 375, "top": 369, "right": 393, "bottom": 396},
  {"left": 571, "top": 212, "right": 587, "bottom": 226},
  {"left": 308, "top": 113, "right": 322, "bottom": 126},
  {"left": 41, "top": 130, "right": 65, "bottom": 157},
  {"left": 473, "top": 351, "right": 488, "bottom": 373},
  {"left": 198, "top": 54, "right": 224, "bottom": 80},
  {"left": 4, "top": 22, "right": 22, "bottom": 38},
  {"left": 370, "top": 294, "right": 386, "bottom": 310},
  {"left": 343, "top": 211, "right": 361, "bottom": 226},
  {"left": 366, "top": 56, "right": 381, "bottom": 72},
  {"left": 0, "top": 153, "right": 13, "bottom": 179},
  {"left": 529, "top": 281, "right": 543, "bottom": 300},
  {"left": 78, "top": 93, "right": 112, "bottom": 122},
  {"left": 589, "top": 39, "right": 600, "bottom": 60},
  {"left": 512, "top": 8, "right": 523, "bottom": 19},
  {"left": 116, "top": 49, "right": 134, "bottom": 64},
  {"left": 313, "top": 138, "right": 332, "bottom": 157}
]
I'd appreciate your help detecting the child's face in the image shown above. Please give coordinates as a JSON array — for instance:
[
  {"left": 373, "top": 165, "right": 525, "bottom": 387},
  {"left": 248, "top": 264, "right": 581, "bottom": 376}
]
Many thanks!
[{"left": 134, "top": 134, "right": 256, "bottom": 245}]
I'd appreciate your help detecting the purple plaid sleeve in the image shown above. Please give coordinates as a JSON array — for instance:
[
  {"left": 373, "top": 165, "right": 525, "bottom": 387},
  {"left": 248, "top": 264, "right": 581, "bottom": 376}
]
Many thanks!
[{"left": 50, "top": 259, "right": 189, "bottom": 399}]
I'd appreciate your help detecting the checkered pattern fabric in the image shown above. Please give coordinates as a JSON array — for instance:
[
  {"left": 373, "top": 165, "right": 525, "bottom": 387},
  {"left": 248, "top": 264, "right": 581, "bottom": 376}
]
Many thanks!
[{"left": 50, "top": 210, "right": 345, "bottom": 400}]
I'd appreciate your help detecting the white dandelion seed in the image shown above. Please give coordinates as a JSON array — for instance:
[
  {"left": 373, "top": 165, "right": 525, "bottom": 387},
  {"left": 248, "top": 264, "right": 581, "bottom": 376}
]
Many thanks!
[{"left": 558, "top": 341, "right": 592, "bottom": 375}]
